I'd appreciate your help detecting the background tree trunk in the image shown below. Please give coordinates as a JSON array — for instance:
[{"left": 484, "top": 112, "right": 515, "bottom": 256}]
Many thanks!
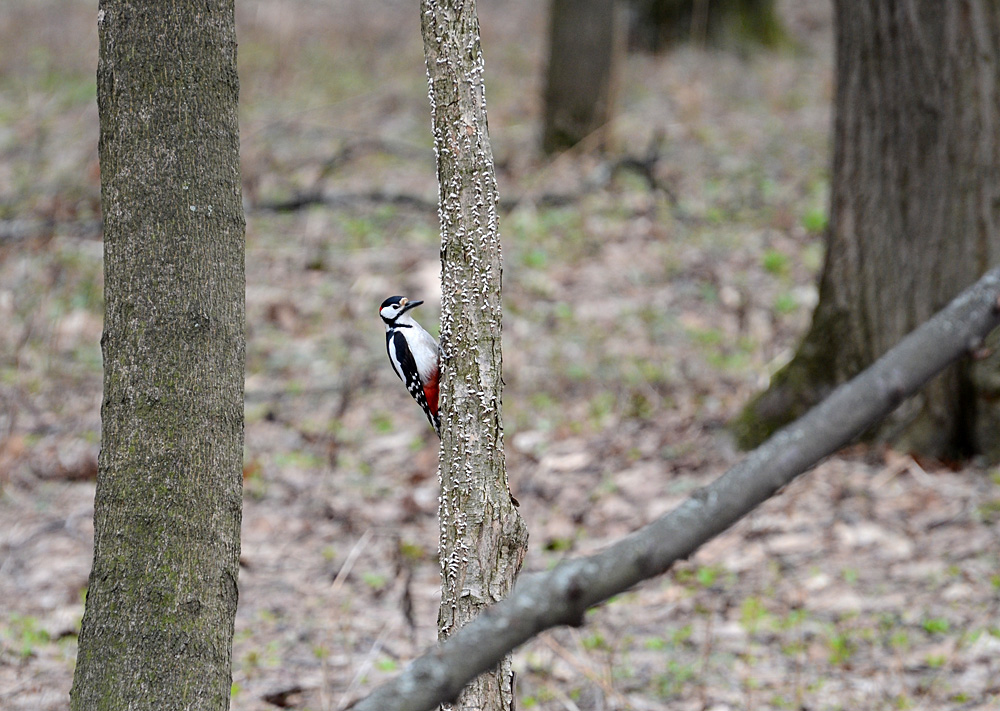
[
  {"left": 733, "top": 0, "right": 1000, "bottom": 459},
  {"left": 70, "top": 2, "right": 245, "bottom": 709},
  {"left": 421, "top": 1, "right": 530, "bottom": 710},
  {"left": 542, "top": 0, "right": 625, "bottom": 153},
  {"left": 627, "top": 0, "right": 785, "bottom": 52}
]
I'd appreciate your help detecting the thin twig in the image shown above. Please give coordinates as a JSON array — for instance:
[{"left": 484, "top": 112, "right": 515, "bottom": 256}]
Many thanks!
[
  {"left": 338, "top": 622, "right": 395, "bottom": 710},
  {"left": 330, "top": 529, "right": 374, "bottom": 600}
]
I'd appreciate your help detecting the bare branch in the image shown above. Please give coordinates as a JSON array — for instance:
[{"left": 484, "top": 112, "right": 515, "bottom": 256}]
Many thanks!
[
  {"left": 250, "top": 147, "right": 681, "bottom": 216},
  {"left": 250, "top": 187, "right": 585, "bottom": 214},
  {"left": 0, "top": 218, "right": 103, "bottom": 243},
  {"left": 346, "top": 265, "right": 1000, "bottom": 711},
  {"left": 253, "top": 189, "right": 439, "bottom": 214}
]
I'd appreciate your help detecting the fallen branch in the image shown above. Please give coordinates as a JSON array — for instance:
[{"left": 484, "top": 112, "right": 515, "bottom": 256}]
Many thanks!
[
  {"left": 253, "top": 189, "right": 439, "bottom": 214},
  {"left": 0, "top": 218, "right": 103, "bottom": 243},
  {"left": 251, "top": 188, "right": 587, "bottom": 214},
  {"left": 251, "top": 151, "right": 681, "bottom": 216},
  {"left": 345, "top": 265, "right": 1000, "bottom": 711}
]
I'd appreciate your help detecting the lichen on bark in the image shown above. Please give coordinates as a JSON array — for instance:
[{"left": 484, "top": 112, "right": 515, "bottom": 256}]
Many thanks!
[{"left": 420, "top": 1, "right": 529, "bottom": 709}]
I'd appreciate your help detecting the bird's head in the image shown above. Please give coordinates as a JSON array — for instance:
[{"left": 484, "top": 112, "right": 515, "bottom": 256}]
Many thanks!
[{"left": 380, "top": 295, "right": 424, "bottom": 324}]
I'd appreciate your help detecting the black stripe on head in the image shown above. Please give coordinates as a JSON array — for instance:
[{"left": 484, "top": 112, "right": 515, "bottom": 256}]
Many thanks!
[
  {"left": 380, "top": 295, "right": 406, "bottom": 324},
  {"left": 380, "top": 295, "right": 423, "bottom": 325}
]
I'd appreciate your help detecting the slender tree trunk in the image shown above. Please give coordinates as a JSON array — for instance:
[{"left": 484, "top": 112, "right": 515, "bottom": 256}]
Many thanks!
[
  {"left": 70, "top": 2, "right": 245, "bottom": 709},
  {"left": 421, "top": 1, "right": 529, "bottom": 710},
  {"left": 542, "top": 0, "right": 625, "bottom": 153},
  {"left": 734, "top": 0, "right": 1000, "bottom": 459}
]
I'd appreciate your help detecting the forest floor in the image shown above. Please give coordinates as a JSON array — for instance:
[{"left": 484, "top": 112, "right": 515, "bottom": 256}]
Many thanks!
[{"left": 2, "top": 1, "right": 999, "bottom": 710}]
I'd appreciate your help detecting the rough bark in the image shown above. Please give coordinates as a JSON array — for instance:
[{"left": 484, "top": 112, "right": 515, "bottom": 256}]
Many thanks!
[
  {"left": 70, "top": 2, "right": 245, "bottom": 709},
  {"left": 421, "top": 2, "right": 530, "bottom": 711},
  {"left": 627, "top": 0, "right": 785, "bottom": 52},
  {"left": 735, "top": 0, "right": 1000, "bottom": 459},
  {"left": 542, "top": 0, "right": 625, "bottom": 153},
  {"left": 348, "top": 265, "right": 1000, "bottom": 711}
]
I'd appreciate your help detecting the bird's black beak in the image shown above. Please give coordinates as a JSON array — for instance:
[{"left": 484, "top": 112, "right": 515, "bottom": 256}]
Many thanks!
[{"left": 401, "top": 299, "right": 423, "bottom": 314}]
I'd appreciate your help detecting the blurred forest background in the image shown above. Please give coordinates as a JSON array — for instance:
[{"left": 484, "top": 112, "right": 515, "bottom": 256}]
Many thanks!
[{"left": 2, "top": 0, "right": 999, "bottom": 709}]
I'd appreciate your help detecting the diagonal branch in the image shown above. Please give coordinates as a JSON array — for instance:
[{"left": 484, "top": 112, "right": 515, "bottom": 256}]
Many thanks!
[{"left": 345, "top": 265, "right": 1000, "bottom": 711}]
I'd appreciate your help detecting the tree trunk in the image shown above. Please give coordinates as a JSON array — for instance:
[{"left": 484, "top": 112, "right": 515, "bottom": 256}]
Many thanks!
[
  {"left": 349, "top": 267, "right": 1000, "bottom": 711},
  {"left": 542, "top": 0, "right": 625, "bottom": 153},
  {"left": 421, "top": 2, "right": 530, "bottom": 710},
  {"left": 734, "top": 0, "right": 1000, "bottom": 459},
  {"left": 627, "top": 0, "right": 785, "bottom": 52},
  {"left": 70, "top": 2, "right": 245, "bottom": 709}
]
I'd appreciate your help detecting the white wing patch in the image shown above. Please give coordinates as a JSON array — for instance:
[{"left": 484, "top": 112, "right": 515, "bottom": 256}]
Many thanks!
[
  {"left": 387, "top": 334, "right": 407, "bottom": 383},
  {"left": 387, "top": 328, "right": 440, "bottom": 434}
]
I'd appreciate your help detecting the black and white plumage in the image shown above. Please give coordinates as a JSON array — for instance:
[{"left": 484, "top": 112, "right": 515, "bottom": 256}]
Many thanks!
[{"left": 380, "top": 295, "right": 441, "bottom": 435}]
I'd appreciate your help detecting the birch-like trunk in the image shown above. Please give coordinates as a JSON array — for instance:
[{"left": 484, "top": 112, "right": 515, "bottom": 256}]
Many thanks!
[
  {"left": 70, "top": 2, "right": 245, "bottom": 708},
  {"left": 421, "top": 2, "right": 530, "bottom": 710},
  {"left": 735, "top": 0, "right": 1000, "bottom": 459}
]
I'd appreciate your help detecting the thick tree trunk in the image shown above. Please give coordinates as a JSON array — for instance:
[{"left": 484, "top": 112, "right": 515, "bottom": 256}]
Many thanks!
[
  {"left": 542, "top": 0, "right": 624, "bottom": 153},
  {"left": 627, "top": 0, "right": 785, "bottom": 52},
  {"left": 421, "top": 1, "right": 530, "bottom": 710},
  {"left": 70, "top": 2, "right": 245, "bottom": 709},
  {"left": 734, "top": 0, "right": 1000, "bottom": 459}
]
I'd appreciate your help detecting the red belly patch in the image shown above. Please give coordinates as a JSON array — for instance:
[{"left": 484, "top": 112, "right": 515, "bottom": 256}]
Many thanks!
[{"left": 423, "top": 379, "right": 439, "bottom": 417}]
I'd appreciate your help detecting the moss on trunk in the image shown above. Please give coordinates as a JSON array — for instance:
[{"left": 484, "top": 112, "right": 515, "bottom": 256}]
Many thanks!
[
  {"left": 70, "top": 2, "right": 245, "bottom": 708},
  {"left": 628, "top": 0, "right": 787, "bottom": 52},
  {"left": 735, "top": 0, "right": 1000, "bottom": 460}
]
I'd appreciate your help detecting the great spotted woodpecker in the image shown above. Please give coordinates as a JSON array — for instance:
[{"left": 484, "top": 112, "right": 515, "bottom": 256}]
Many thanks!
[{"left": 380, "top": 295, "right": 441, "bottom": 435}]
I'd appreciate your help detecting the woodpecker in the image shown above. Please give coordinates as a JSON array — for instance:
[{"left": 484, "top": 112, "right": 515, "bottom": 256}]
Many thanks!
[{"left": 380, "top": 295, "right": 441, "bottom": 435}]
